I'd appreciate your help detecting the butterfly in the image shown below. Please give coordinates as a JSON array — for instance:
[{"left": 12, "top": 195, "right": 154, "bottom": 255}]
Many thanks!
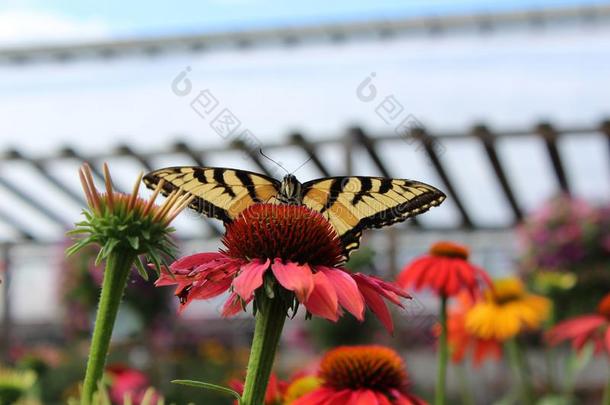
[{"left": 143, "top": 167, "right": 446, "bottom": 258}]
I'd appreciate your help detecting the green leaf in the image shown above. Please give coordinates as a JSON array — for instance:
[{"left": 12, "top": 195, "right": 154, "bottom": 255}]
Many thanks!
[
  {"left": 102, "top": 238, "right": 120, "bottom": 259},
  {"left": 66, "top": 237, "right": 95, "bottom": 256},
  {"left": 171, "top": 380, "right": 241, "bottom": 403},
  {"left": 127, "top": 236, "right": 140, "bottom": 250},
  {"left": 95, "top": 247, "right": 105, "bottom": 266},
  {"left": 66, "top": 227, "right": 91, "bottom": 236},
  {"left": 135, "top": 257, "right": 149, "bottom": 281}
]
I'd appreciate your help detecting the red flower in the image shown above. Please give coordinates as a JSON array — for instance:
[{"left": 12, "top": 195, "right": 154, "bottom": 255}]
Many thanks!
[
  {"left": 106, "top": 365, "right": 161, "bottom": 405},
  {"left": 546, "top": 293, "right": 610, "bottom": 354},
  {"left": 397, "top": 241, "right": 491, "bottom": 298},
  {"left": 230, "top": 373, "right": 287, "bottom": 405},
  {"left": 443, "top": 293, "right": 502, "bottom": 367},
  {"left": 157, "top": 204, "right": 409, "bottom": 333},
  {"left": 293, "top": 345, "right": 427, "bottom": 405}
]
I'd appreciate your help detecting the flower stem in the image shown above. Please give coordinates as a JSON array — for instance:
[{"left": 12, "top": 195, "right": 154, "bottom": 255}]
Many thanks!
[
  {"left": 81, "top": 250, "right": 135, "bottom": 404},
  {"left": 602, "top": 360, "right": 610, "bottom": 405},
  {"left": 456, "top": 363, "right": 475, "bottom": 405},
  {"left": 435, "top": 295, "right": 448, "bottom": 405},
  {"left": 241, "top": 297, "right": 286, "bottom": 405},
  {"left": 505, "top": 338, "right": 534, "bottom": 405}
]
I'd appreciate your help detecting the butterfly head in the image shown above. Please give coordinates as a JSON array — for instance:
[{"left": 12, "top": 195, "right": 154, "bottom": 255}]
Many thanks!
[{"left": 279, "top": 174, "right": 302, "bottom": 205}]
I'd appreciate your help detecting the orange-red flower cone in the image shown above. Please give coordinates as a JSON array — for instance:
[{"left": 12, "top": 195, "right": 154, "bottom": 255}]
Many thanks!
[{"left": 293, "top": 345, "right": 427, "bottom": 405}]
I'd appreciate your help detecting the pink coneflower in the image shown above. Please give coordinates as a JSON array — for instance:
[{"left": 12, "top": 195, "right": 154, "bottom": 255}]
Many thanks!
[
  {"left": 106, "top": 365, "right": 162, "bottom": 405},
  {"left": 546, "top": 293, "right": 610, "bottom": 355},
  {"left": 397, "top": 241, "right": 491, "bottom": 299},
  {"left": 293, "top": 345, "right": 427, "bottom": 405},
  {"left": 157, "top": 204, "right": 409, "bottom": 333}
]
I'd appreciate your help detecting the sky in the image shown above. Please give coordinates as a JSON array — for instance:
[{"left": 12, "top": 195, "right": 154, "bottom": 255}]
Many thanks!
[{"left": 0, "top": 0, "right": 608, "bottom": 46}]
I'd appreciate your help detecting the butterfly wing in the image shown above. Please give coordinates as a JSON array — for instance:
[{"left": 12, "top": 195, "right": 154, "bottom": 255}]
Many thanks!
[
  {"left": 301, "top": 177, "right": 446, "bottom": 256},
  {"left": 143, "top": 167, "right": 281, "bottom": 223}
]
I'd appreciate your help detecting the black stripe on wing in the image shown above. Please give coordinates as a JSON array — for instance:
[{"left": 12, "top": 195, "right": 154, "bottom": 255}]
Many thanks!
[{"left": 143, "top": 166, "right": 281, "bottom": 224}]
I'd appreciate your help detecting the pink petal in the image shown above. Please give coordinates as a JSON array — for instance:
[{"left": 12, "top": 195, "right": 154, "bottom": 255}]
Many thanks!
[
  {"left": 271, "top": 259, "right": 314, "bottom": 302},
  {"left": 546, "top": 315, "right": 605, "bottom": 345},
  {"left": 353, "top": 274, "right": 406, "bottom": 307},
  {"left": 155, "top": 271, "right": 180, "bottom": 286},
  {"left": 319, "top": 267, "right": 365, "bottom": 321},
  {"left": 328, "top": 389, "right": 355, "bottom": 405},
  {"left": 190, "top": 277, "right": 232, "bottom": 300},
  {"left": 170, "top": 252, "right": 224, "bottom": 271},
  {"left": 351, "top": 389, "right": 380, "bottom": 405},
  {"left": 358, "top": 281, "right": 394, "bottom": 334},
  {"left": 605, "top": 326, "right": 610, "bottom": 355},
  {"left": 292, "top": 388, "right": 336, "bottom": 405},
  {"left": 375, "top": 392, "right": 393, "bottom": 405},
  {"left": 305, "top": 271, "right": 339, "bottom": 321},
  {"left": 222, "top": 292, "right": 252, "bottom": 317},
  {"left": 232, "top": 259, "right": 270, "bottom": 300}
]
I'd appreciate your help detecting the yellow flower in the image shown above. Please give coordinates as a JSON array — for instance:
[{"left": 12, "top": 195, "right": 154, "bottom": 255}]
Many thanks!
[
  {"left": 465, "top": 277, "right": 551, "bottom": 341},
  {"left": 283, "top": 376, "right": 322, "bottom": 404}
]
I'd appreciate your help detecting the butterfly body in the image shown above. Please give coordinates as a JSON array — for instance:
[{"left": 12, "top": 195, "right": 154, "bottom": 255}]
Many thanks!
[
  {"left": 143, "top": 167, "right": 446, "bottom": 258},
  {"left": 278, "top": 174, "right": 303, "bottom": 205}
]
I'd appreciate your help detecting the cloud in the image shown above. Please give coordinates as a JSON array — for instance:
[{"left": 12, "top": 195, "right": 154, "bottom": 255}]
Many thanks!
[{"left": 0, "top": 10, "right": 109, "bottom": 47}]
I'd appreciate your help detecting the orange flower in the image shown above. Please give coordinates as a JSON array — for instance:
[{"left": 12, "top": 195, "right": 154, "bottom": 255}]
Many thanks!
[
  {"left": 466, "top": 278, "right": 551, "bottom": 341},
  {"left": 443, "top": 293, "right": 502, "bottom": 367},
  {"left": 398, "top": 241, "right": 491, "bottom": 298}
]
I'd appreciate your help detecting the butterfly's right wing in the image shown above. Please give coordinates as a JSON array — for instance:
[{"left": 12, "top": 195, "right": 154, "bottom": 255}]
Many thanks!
[{"left": 143, "top": 167, "right": 281, "bottom": 224}]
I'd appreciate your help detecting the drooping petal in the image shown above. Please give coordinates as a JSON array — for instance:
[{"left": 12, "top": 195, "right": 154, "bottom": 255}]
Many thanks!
[
  {"left": 271, "top": 259, "right": 314, "bottom": 302},
  {"left": 189, "top": 277, "right": 233, "bottom": 300},
  {"left": 319, "top": 267, "right": 365, "bottom": 320},
  {"left": 170, "top": 252, "right": 225, "bottom": 272},
  {"left": 546, "top": 315, "right": 605, "bottom": 345},
  {"left": 222, "top": 292, "right": 252, "bottom": 317},
  {"left": 353, "top": 274, "right": 407, "bottom": 307},
  {"left": 305, "top": 271, "right": 339, "bottom": 321},
  {"left": 232, "top": 259, "right": 270, "bottom": 300},
  {"left": 357, "top": 281, "right": 394, "bottom": 334},
  {"left": 155, "top": 271, "right": 184, "bottom": 286}
]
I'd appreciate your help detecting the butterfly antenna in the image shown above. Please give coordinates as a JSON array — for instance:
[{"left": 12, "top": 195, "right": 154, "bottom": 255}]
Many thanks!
[
  {"left": 259, "top": 149, "right": 289, "bottom": 174},
  {"left": 292, "top": 154, "right": 313, "bottom": 175}
]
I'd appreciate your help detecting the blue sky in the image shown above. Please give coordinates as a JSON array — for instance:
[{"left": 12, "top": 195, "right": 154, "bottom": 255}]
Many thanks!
[{"left": 0, "top": 0, "right": 608, "bottom": 42}]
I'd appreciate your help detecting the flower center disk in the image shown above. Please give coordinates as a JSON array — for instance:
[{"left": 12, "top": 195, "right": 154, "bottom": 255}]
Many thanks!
[
  {"left": 222, "top": 204, "right": 344, "bottom": 267},
  {"left": 319, "top": 346, "right": 408, "bottom": 394},
  {"left": 429, "top": 241, "right": 470, "bottom": 260}
]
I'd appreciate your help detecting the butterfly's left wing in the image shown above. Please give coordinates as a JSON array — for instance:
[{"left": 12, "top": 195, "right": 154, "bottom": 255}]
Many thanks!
[
  {"left": 143, "top": 167, "right": 281, "bottom": 224},
  {"left": 301, "top": 177, "right": 446, "bottom": 257}
]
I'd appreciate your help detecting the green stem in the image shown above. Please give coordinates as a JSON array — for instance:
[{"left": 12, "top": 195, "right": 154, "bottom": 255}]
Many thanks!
[
  {"left": 505, "top": 338, "right": 534, "bottom": 405},
  {"left": 456, "top": 363, "right": 475, "bottom": 405},
  {"left": 435, "top": 295, "right": 448, "bottom": 405},
  {"left": 241, "top": 297, "right": 286, "bottom": 405},
  {"left": 602, "top": 360, "right": 610, "bottom": 405},
  {"left": 81, "top": 250, "right": 135, "bottom": 404}
]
